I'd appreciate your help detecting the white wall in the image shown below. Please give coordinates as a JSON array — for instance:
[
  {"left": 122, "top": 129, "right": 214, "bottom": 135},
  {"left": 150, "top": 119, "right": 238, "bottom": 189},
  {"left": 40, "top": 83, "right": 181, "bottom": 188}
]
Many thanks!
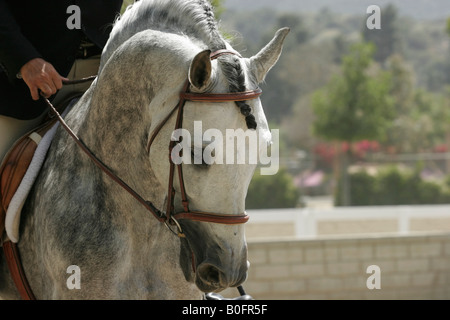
[{"left": 223, "top": 233, "right": 450, "bottom": 300}]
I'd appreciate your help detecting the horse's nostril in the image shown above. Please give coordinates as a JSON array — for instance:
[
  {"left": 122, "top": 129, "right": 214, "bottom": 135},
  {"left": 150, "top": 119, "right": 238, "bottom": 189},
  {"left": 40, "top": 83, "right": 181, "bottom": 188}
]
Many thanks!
[
  {"left": 197, "top": 263, "right": 225, "bottom": 288},
  {"left": 201, "top": 264, "right": 220, "bottom": 285},
  {"left": 195, "top": 261, "right": 248, "bottom": 292}
]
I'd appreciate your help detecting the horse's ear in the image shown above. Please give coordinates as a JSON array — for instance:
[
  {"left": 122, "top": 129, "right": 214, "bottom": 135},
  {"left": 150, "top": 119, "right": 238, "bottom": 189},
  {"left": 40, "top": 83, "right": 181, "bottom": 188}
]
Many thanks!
[
  {"left": 249, "top": 28, "right": 290, "bottom": 83},
  {"left": 189, "top": 50, "right": 212, "bottom": 90}
]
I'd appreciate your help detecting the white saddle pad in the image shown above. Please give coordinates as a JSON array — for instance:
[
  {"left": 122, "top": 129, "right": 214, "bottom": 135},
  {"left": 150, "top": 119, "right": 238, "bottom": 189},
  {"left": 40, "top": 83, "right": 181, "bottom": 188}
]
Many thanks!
[{"left": 5, "top": 104, "right": 73, "bottom": 243}]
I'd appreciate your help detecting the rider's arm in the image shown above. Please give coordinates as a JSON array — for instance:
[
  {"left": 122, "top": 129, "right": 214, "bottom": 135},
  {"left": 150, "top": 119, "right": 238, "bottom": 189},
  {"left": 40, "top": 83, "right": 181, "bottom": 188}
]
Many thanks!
[
  {"left": 0, "top": 0, "right": 66, "bottom": 100},
  {"left": 0, "top": 0, "right": 42, "bottom": 82}
]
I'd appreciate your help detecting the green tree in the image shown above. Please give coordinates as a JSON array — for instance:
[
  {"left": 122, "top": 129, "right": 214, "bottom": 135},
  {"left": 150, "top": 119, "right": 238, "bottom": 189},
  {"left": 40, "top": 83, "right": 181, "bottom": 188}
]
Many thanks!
[
  {"left": 382, "top": 54, "right": 418, "bottom": 153},
  {"left": 312, "top": 42, "right": 394, "bottom": 205},
  {"left": 313, "top": 42, "right": 394, "bottom": 143},
  {"left": 382, "top": 54, "right": 450, "bottom": 154}
]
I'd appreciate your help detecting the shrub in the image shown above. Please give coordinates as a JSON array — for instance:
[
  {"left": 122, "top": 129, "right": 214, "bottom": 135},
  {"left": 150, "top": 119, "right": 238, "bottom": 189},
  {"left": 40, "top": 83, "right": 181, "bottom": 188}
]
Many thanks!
[
  {"left": 335, "top": 165, "right": 450, "bottom": 206},
  {"left": 335, "top": 170, "right": 376, "bottom": 206},
  {"left": 246, "top": 168, "right": 300, "bottom": 209}
]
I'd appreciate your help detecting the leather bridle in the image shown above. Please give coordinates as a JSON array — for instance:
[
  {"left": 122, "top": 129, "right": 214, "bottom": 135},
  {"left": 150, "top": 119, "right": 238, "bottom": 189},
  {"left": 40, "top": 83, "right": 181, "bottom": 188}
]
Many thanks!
[{"left": 44, "top": 49, "right": 262, "bottom": 238}]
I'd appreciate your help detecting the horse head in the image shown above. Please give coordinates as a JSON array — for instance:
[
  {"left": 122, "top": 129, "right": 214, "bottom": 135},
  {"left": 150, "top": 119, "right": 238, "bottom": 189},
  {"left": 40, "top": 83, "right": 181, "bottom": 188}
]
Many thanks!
[{"left": 145, "top": 29, "right": 290, "bottom": 293}]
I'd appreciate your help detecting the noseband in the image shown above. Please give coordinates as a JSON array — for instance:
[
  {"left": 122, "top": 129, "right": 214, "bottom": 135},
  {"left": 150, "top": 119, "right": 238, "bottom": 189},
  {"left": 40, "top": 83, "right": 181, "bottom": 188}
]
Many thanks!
[{"left": 44, "top": 49, "right": 261, "bottom": 238}]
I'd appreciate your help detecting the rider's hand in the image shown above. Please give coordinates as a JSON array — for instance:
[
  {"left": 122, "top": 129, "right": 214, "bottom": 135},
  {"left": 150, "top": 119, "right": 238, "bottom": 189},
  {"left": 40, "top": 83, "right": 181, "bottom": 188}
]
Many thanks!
[{"left": 19, "top": 58, "right": 69, "bottom": 100}]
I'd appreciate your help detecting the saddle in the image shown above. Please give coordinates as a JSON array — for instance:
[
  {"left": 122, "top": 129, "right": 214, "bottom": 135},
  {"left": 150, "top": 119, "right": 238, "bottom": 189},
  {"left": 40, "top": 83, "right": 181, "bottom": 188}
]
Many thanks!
[
  {"left": 0, "top": 119, "right": 56, "bottom": 242},
  {"left": 0, "top": 94, "right": 80, "bottom": 244}
]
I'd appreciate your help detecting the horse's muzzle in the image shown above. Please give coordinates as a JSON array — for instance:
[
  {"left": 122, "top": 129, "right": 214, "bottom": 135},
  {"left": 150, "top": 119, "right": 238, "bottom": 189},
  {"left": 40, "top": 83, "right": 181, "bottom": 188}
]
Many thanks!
[{"left": 195, "top": 260, "right": 248, "bottom": 293}]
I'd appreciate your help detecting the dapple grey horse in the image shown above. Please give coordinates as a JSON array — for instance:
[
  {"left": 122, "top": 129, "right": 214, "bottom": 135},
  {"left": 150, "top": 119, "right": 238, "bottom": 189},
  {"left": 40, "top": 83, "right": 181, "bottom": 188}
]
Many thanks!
[{"left": 0, "top": 0, "right": 288, "bottom": 299}]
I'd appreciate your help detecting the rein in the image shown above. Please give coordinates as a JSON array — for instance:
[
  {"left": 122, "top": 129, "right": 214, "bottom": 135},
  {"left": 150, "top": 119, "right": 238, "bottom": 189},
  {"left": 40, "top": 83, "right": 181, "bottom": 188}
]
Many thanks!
[{"left": 41, "top": 85, "right": 167, "bottom": 225}]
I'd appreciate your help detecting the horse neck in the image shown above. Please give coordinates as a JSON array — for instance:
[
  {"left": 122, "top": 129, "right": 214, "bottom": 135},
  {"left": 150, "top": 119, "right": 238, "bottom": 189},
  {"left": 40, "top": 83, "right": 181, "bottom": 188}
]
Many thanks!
[
  {"left": 80, "top": 74, "right": 151, "bottom": 176},
  {"left": 78, "top": 34, "right": 193, "bottom": 215}
]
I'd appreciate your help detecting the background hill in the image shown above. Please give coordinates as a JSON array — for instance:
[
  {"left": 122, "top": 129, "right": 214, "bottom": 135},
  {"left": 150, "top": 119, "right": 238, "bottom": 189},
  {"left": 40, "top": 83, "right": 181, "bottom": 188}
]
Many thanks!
[{"left": 223, "top": 0, "right": 450, "bottom": 20}]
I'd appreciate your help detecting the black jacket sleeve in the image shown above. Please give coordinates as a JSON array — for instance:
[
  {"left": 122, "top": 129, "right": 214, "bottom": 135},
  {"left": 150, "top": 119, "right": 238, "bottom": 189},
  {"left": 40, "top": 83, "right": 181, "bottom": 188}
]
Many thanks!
[
  {"left": 78, "top": 0, "right": 124, "bottom": 48},
  {"left": 0, "top": 0, "right": 43, "bottom": 83}
]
